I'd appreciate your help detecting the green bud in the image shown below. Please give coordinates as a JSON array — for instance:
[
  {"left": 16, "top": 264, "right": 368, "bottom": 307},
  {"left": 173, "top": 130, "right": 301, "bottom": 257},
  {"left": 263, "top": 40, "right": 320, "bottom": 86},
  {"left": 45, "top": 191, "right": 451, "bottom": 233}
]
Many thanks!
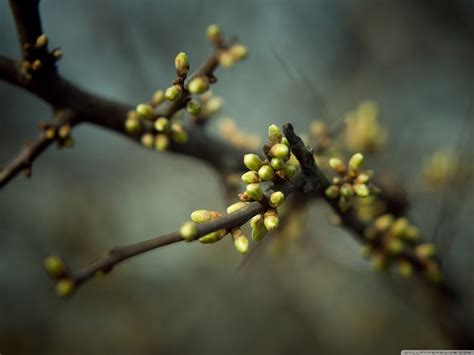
[
  {"left": 325, "top": 185, "right": 339, "bottom": 199},
  {"left": 36, "top": 34, "right": 48, "bottom": 48},
  {"left": 141, "top": 133, "right": 154, "bottom": 148},
  {"left": 32, "top": 59, "right": 42, "bottom": 71},
  {"left": 281, "top": 137, "right": 289, "bottom": 146},
  {"left": 386, "top": 238, "right": 404, "bottom": 255},
  {"left": 243, "top": 154, "right": 262, "bottom": 171},
  {"left": 353, "top": 184, "right": 370, "bottom": 197},
  {"left": 175, "top": 52, "right": 189, "bottom": 76},
  {"left": 250, "top": 215, "right": 267, "bottom": 241},
  {"left": 226, "top": 202, "right": 247, "bottom": 214},
  {"left": 264, "top": 210, "right": 279, "bottom": 230},
  {"left": 136, "top": 103, "right": 154, "bottom": 119},
  {"left": 44, "top": 256, "right": 66, "bottom": 279},
  {"left": 125, "top": 117, "right": 141, "bottom": 134},
  {"left": 246, "top": 183, "right": 263, "bottom": 201},
  {"left": 338, "top": 196, "right": 352, "bottom": 212},
  {"left": 228, "top": 44, "right": 248, "bottom": 61},
  {"left": 186, "top": 100, "right": 201, "bottom": 116},
  {"left": 171, "top": 123, "right": 188, "bottom": 144},
  {"left": 329, "top": 158, "right": 345, "bottom": 175},
  {"left": 355, "top": 172, "right": 371, "bottom": 184},
  {"left": 258, "top": 165, "right": 275, "bottom": 181},
  {"left": 391, "top": 218, "right": 409, "bottom": 238},
  {"left": 180, "top": 221, "right": 197, "bottom": 241},
  {"left": 269, "top": 143, "right": 289, "bottom": 159},
  {"left": 56, "top": 279, "right": 75, "bottom": 298},
  {"left": 404, "top": 226, "right": 420, "bottom": 241},
  {"left": 339, "top": 183, "right": 354, "bottom": 198},
  {"left": 397, "top": 261, "right": 413, "bottom": 278},
  {"left": 207, "top": 24, "right": 222, "bottom": 43},
  {"left": 269, "top": 191, "right": 285, "bottom": 208},
  {"left": 151, "top": 90, "right": 165, "bottom": 106},
  {"left": 270, "top": 158, "right": 285, "bottom": 170},
  {"left": 155, "top": 134, "right": 169, "bottom": 151},
  {"left": 165, "top": 85, "right": 183, "bottom": 102},
  {"left": 268, "top": 124, "right": 282, "bottom": 144},
  {"left": 51, "top": 49, "right": 62, "bottom": 60},
  {"left": 199, "top": 231, "right": 219, "bottom": 244},
  {"left": 349, "top": 153, "right": 364, "bottom": 175},
  {"left": 241, "top": 171, "right": 260, "bottom": 184},
  {"left": 234, "top": 235, "right": 249, "bottom": 255},
  {"left": 281, "top": 164, "right": 296, "bottom": 179},
  {"left": 218, "top": 52, "right": 235, "bottom": 68},
  {"left": 191, "top": 210, "right": 212, "bottom": 223},
  {"left": 154, "top": 117, "right": 170, "bottom": 132},
  {"left": 188, "top": 76, "right": 209, "bottom": 95},
  {"left": 416, "top": 243, "right": 436, "bottom": 259}
]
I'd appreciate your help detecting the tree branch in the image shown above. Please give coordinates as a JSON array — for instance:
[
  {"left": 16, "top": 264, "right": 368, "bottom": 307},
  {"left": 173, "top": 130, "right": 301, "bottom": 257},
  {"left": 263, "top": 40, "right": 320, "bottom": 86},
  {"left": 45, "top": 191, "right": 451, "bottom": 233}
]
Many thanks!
[{"left": 9, "top": 0, "right": 43, "bottom": 59}]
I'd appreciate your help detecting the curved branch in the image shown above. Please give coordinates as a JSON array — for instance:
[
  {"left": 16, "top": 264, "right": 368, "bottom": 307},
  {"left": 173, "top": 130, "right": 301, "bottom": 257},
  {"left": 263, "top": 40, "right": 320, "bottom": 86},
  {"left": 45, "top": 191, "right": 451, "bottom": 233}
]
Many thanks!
[{"left": 9, "top": 0, "right": 43, "bottom": 59}]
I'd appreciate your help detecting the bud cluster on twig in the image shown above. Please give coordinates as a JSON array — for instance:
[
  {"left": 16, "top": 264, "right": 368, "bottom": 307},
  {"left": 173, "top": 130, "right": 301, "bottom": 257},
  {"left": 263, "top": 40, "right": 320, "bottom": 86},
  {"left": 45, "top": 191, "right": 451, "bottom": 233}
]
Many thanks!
[{"left": 21, "top": 34, "right": 62, "bottom": 79}]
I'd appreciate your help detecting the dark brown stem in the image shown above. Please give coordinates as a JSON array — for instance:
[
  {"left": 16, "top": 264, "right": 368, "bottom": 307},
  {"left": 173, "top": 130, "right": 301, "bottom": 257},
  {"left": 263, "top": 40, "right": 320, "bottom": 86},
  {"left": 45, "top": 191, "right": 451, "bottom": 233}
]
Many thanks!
[{"left": 9, "top": 0, "right": 43, "bottom": 59}]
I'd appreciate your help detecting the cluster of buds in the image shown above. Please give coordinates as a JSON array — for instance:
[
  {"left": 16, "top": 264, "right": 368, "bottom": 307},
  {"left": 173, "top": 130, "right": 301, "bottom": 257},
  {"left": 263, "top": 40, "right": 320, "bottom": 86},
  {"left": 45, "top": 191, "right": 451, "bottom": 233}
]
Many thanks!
[
  {"left": 179, "top": 125, "right": 296, "bottom": 255},
  {"left": 43, "top": 256, "right": 75, "bottom": 297},
  {"left": 218, "top": 118, "right": 261, "bottom": 150},
  {"left": 325, "top": 153, "right": 374, "bottom": 211},
  {"left": 362, "top": 214, "right": 440, "bottom": 282},
  {"left": 21, "top": 34, "right": 62, "bottom": 79},
  {"left": 344, "top": 100, "right": 387, "bottom": 153},
  {"left": 206, "top": 24, "right": 248, "bottom": 69},
  {"left": 124, "top": 51, "right": 193, "bottom": 150},
  {"left": 39, "top": 122, "right": 74, "bottom": 148}
]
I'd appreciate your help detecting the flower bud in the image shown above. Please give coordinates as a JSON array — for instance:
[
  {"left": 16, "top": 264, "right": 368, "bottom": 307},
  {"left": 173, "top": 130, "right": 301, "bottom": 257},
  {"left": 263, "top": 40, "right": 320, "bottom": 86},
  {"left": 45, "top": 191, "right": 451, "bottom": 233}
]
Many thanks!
[
  {"left": 353, "top": 184, "right": 370, "bottom": 197},
  {"left": 329, "top": 158, "right": 346, "bottom": 175},
  {"left": 188, "top": 76, "right": 209, "bottom": 95},
  {"left": 228, "top": 44, "right": 248, "bottom": 61},
  {"left": 155, "top": 134, "right": 169, "bottom": 151},
  {"left": 397, "top": 261, "right": 413, "bottom": 278},
  {"left": 281, "top": 137, "right": 289, "bottom": 146},
  {"left": 269, "top": 143, "right": 289, "bottom": 159},
  {"left": 125, "top": 117, "right": 141, "bottom": 133},
  {"left": 141, "top": 133, "right": 154, "bottom": 148},
  {"left": 416, "top": 243, "right": 436, "bottom": 259},
  {"left": 386, "top": 238, "right": 404, "bottom": 255},
  {"left": 203, "top": 96, "right": 223, "bottom": 115},
  {"left": 339, "top": 183, "right": 354, "bottom": 198},
  {"left": 280, "top": 164, "right": 296, "bottom": 179},
  {"left": 269, "top": 191, "right": 284, "bottom": 208},
  {"left": 44, "top": 256, "right": 66, "bottom": 279},
  {"left": 349, "top": 153, "right": 364, "bottom": 175},
  {"left": 268, "top": 124, "right": 282, "bottom": 144},
  {"left": 250, "top": 214, "right": 267, "bottom": 241},
  {"left": 36, "top": 34, "right": 48, "bottom": 48},
  {"left": 151, "top": 90, "right": 165, "bottom": 106},
  {"left": 241, "top": 171, "right": 260, "bottom": 184},
  {"left": 234, "top": 235, "right": 249, "bottom": 255},
  {"left": 199, "top": 231, "right": 220, "bottom": 244},
  {"left": 191, "top": 210, "right": 212, "bottom": 223},
  {"left": 32, "top": 59, "right": 42, "bottom": 71},
  {"left": 56, "top": 279, "right": 75, "bottom": 298},
  {"left": 186, "top": 100, "right": 201, "bottom": 116},
  {"left": 165, "top": 85, "right": 183, "bottom": 102},
  {"left": 180, "top": 221, "right": 197, "bottom": 241},
  {"left": 338, "top": 196, "right": 351, "bottom": 212},
  {"left": 171, "top": 123, "right": 188, "bottom": 144},
  {"left": 325, "top": 185, "right": 339, "bottom": 199},
  {"left": 154, "top": 117, "right": 170, "bottom": 132},
  {"left": 207, "top": 24, "right": 222, "bottom": 43},
  {"left": 227, "top": 202, "right": 247, "bottom": 214},
  {"left": 243, "top": 154, "right": 262, "bottom": 171},
  {"left": 51, "top": 48, "right": 62, "bottom": 60},
  {"left": 390, "top": 218, "right": 409, "bottom": 238},
  {"left": 58, "top": 124, "right": 71, "bottom": 139},
  {"left": 355, "top": 172, "right": 371, "bottom": 184},
  {"left": 270, "top": 158, "right": 284, "bottom": 170},
  {"left": 246, "top": 183, "right": 263, "bottom": 201},
  {"left": 218, "top": 52, "right": 235, "bottom": 68},
  {"left": 258, "top": 165, "right": 275, "bottom": 181},
  {"left": 404, "top": 226, "right": 419, "bottom": 241},
  {"left": 136, "top": 103, "right": 154, "bottom": 119},
  {"left": 374, "top": 214, "right": 394, "bottom": 232},
  {"left": 264, "top": 210, "right": 279, "bottom": 230},
  {"left": 175, "top": 52, "right": 189, "bottom": 76}
]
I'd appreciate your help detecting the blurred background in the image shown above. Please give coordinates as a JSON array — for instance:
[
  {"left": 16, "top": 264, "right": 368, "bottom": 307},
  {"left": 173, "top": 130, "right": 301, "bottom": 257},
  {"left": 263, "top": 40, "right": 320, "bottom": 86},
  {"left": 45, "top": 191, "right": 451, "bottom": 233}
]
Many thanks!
[{"left": 1, "top": 0, "right": 473, "bottom": 354}]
